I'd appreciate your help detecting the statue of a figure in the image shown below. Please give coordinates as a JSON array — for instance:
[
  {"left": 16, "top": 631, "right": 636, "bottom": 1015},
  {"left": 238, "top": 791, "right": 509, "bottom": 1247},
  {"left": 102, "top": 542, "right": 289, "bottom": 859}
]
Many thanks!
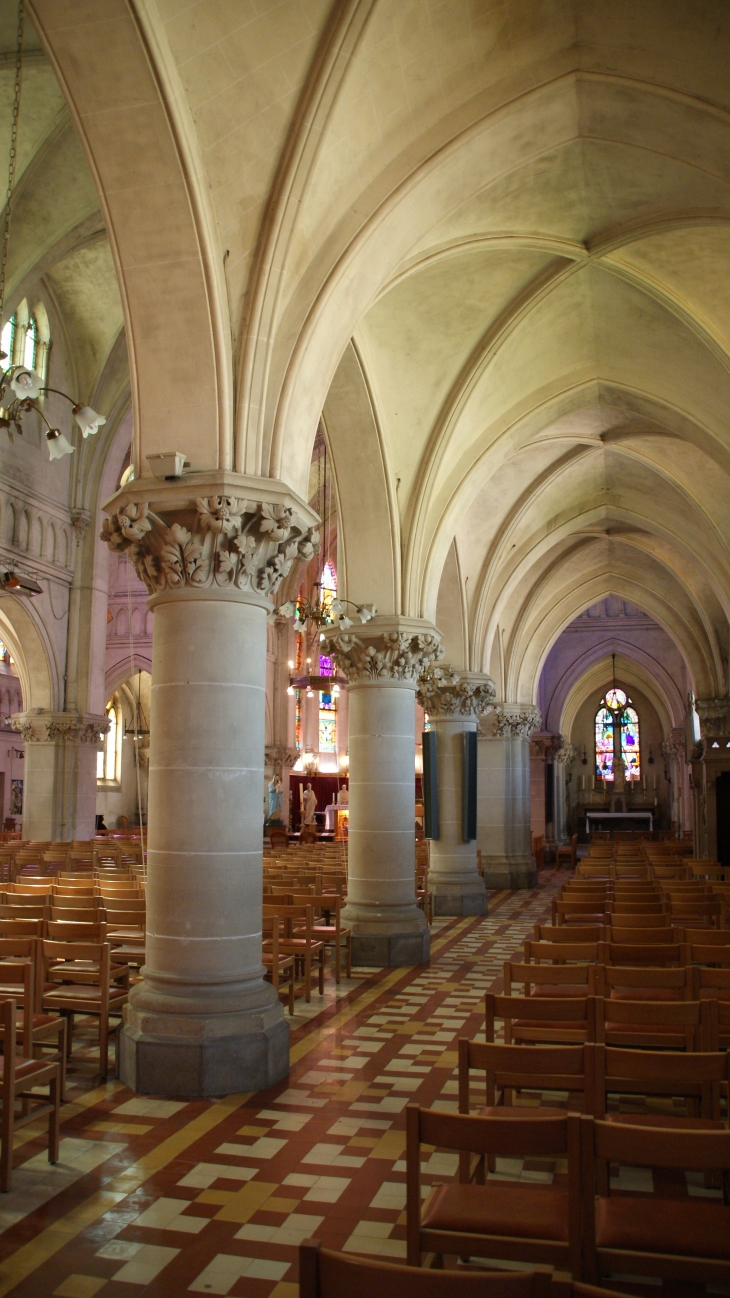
[
  {"left": 302, "top": 781, "right": 318, "bottom": 825},
  {"left": 267, "top": 776, "right": 283, "bottom": 821}
]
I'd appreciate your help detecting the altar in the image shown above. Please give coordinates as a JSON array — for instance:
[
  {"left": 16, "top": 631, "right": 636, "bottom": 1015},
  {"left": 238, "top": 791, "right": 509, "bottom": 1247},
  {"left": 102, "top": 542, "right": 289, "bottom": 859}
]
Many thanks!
[{"left": 586, "top": 811, "right": 653, "bottom": 834}]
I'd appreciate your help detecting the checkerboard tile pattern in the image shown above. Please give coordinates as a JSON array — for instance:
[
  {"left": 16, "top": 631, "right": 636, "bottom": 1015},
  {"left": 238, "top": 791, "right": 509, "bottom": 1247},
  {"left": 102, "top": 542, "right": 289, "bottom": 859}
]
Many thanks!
[{"left": 0, "top": 872, "right": 724, "bottom": 1297}]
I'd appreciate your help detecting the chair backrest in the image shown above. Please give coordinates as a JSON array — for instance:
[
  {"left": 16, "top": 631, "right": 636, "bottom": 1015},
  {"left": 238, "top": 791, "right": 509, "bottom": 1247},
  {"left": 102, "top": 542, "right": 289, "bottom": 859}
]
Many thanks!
[
  {"left": 100, "top": 896, "right": 145, "bottom": 912},
  {"left": 0, "top": 959, "right": 33, "bottom": 1053},
  {"left": 599, "top": 941, "right": 684, "bottom": 967},
  {"left": 606, "top": 912, "right": 669, "bottom": 928},
  {"left": 588, "top": 1113, "right": 730, "bottom": 1172},
  {"left": 0, "top": 917, "right": 42, "bottom": 937},
  {"left": 485, "top": 992, "right": 597, "bottom": 1041},
  {"left": 51, "top": 893, "right": 99, "bottom": 909},
  {"left": 104, "top": 910, "right": 145, "bottom": 930},
  {"left": 0, "top": 903, "right": 47, "bottom": 919},
  {"left": 589, "top": 1042, "right": 729, "bottom": 1119},
  {"left": 505, "top": 960, "right": 596, "bottom": 994},
  {"left": 595, "top": 994, "right": 705, "bottom": 1050},
  {"left": 608, "top": 926, "right": 679, "bottom": 945},
  {"left": 46, "top": 920, "right": 107, "bottom": 944},
  {"left": 408, "top": 1103, "right": 576, "bottom": 1159},
  {"left": 534, "top": 924, "right": 604, "bottom": 943},
  {"left": 458, "top": 1038, "right": 591, "bottom": 1113},
  {"left": 298, "top": 1240, "right": 553, "bottom": 1298},
  {"left": 524, "top": 940, "right": 599, "bottom": 965},
  {"left": 683, "top": 928, "right": 730, "bottom": 947}
]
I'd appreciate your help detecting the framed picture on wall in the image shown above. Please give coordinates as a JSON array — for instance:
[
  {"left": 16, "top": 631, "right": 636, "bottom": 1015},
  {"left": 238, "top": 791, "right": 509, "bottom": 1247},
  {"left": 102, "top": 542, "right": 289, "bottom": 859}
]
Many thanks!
[{"left": 10, "top": 780, "right": 22, "bottom": 816}]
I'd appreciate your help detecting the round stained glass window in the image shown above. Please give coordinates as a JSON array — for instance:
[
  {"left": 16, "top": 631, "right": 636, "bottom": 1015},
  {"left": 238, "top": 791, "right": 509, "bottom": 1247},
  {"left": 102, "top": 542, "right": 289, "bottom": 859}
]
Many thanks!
[{"left": 605, "top": 687, "right": 627, "bottom": 709}]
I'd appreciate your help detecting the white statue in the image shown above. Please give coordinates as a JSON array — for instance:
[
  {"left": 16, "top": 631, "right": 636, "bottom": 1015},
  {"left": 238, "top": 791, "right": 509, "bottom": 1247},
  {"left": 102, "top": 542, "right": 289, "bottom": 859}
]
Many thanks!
[
  {"left": 302, "top": 782, "right": 318, "bottom": 825},
  {"left": 338, "top": 784, "right": 349, "bottom": 806},
  {"left": 268, "top": 776, "right": 283, "bottom": 820}
]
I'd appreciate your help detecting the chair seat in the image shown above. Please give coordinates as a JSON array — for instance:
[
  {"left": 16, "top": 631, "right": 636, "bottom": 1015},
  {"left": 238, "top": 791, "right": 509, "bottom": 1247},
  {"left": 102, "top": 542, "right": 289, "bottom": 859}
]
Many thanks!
[
  {"left": 530, "top": 985, "right": 589, "bottom": 998},
  {"left": 421, "top": 1182, "right": 569, "bottom": 1242},
  {"left": 479, "top": 1106, "right": 569, "bottom": 1118},
  {"left": 609, "top": 987, "right": 681, "bottom": 1002},
  {"left": 699, "top": 988, "right": 730, "bottom": 1001},
  {"left": 513, "top": 1019, "right": 588, "bottom": 1032},
  {"left": 596, "top": 1195, "right": 730, "bottom": 1260},
  {"left": 43, "top": 985, "right": 126, "bottom": 1006}
]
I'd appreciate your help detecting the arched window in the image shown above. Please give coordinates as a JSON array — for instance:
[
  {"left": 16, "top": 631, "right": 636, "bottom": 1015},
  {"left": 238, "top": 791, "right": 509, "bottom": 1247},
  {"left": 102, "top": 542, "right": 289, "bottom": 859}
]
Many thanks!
[
  {"left": 23, "top": 315, "right": 37, "bottom": 371},
  {"left": 594, "top": 687, "right": 641, "bottom": 781},
  {"left": 1, "top": 316, "right": 15, "bottom": 369},
  {"left": 97, "top": 697, "right": 121, "bottom": 785}
]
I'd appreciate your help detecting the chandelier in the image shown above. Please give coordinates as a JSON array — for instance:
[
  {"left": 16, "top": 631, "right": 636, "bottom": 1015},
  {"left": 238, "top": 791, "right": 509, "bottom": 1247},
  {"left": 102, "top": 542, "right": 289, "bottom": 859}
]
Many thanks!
[{"left": 0, "top": 1, "right": 105, "bottom": 461}]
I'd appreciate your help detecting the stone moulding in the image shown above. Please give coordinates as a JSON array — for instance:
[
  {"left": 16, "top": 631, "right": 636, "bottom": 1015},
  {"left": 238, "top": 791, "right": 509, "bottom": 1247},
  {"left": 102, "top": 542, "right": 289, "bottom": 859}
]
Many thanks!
[
  {"left": 485, "top": 705, "right": 542, "bottom": 740},
  {"left": 322, "top": 625, "right": 444, "bottom": 684},
  {"left": 695, "top": 697, "right": 730, "bottom": 740},
  {"left": 100, "top": 494, "right": 320, "bottom": 599},
  {"left": 11, "top": 712, "right": 110, "bottom": 744},
  {"left": 416, "top": 667, "right": 496, "bottom": 717}
]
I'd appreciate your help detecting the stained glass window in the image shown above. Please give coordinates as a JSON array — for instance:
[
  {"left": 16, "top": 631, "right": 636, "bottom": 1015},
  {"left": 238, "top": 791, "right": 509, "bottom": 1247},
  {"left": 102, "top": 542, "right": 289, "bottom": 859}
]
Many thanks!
[
  {"left": 595, "top": 692, "right": 641, "bottom": 781},
  {"left": 622, "top": 705, "right": 641, "bottom": 780},
  {"left": 319, "top": 653, "right": 334, "bottom": 675},
  {"left": 97, "top": 699, "right": 120, "bottom": 782},
  {"left": 1, "top": 317, "right": 14, "bottom": 369},
  {"left": 595, "top": 707, "right": 614, "bottom": 779},
  {"left": 319, "top": 691, "right": 336, "bottom": 752},
  {"left": 321, "top": 561, "right": 336, "bottom": 616},
  {"left": 23, "top": 316, "right": 37, "bottom": 371}
]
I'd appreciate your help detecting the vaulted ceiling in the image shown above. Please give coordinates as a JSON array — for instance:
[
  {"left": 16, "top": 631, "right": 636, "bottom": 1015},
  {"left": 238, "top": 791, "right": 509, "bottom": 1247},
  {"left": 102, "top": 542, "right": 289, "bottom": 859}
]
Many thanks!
[{"left": 19, "top": 0, "right": 730, "bottom": 704}]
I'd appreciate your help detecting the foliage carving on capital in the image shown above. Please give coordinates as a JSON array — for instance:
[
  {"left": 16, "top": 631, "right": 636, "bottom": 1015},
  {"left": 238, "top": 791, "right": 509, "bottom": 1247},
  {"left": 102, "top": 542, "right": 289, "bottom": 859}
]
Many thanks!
[
  {"left": 417, "top": 666, "right": 496, "bottom": 717},
  {"left": 487, "top": 706, "right": 542, "bottom": 740},
  {"left": 265, "top": 744, "right": 297, "bottom": 773},
  {"left": 101, "top": 496, "right": 319, "bottom": 598},
  {"left": 555, "top": 741, "right": 578, "bottom": 766},
  {"left": 11, "top": 713, "right": 110, "bottom": 744},
  {"left": 695, "top": 697, "right": 730, "bottom": 740},
  {"left": 322, "top": 628, "right": 444, "bottom": 684}
]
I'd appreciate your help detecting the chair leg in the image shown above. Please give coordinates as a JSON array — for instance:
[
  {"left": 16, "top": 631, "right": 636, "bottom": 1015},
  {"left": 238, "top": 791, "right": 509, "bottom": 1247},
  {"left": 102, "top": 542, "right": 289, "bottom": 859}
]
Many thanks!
[
  {"left": 99, "top": 1017, "right": 108, "bottom": 1080},
  {"left": 334, "top": 938, "right": 340, "bottom": 984},
  {"left": 0, "top": 1094, "right": 13, "bottom": 1192},
  {"left": 345, "top": 935, "right": 351, "bottom": 979},
  {"left": 304, "top": 951, "right": 311, "bottom": 1003},
  {"left": 65, "top": 1011, "right": 74, "bottom": 1057},
  {"left": 318, "top": 949, "right": 324, "bottom": 995},
  {"left": 48, "top": 1069, "right": 60, "bottom": 1164}
]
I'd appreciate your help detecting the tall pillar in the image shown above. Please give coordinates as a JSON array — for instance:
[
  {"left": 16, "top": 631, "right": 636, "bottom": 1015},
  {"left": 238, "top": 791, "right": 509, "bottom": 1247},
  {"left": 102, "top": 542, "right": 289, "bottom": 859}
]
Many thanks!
[
  {"left": 11, "top": 711, "right": 109, "bottom": 840},
  {"left": 554, "top": 742, "right": 576, "bottom": 845},
  {"left": 100, "top": 477, "right": 318, "bottom": 1096},
  {"left": 417, "top": 669, "right": 496, "bottom": 916},
  {"left": 477, "top": 705, "right": 541, "bottom": 890},
  {"left": 694, "top": 698, "right": 730, "bottom": 864},
  {"left": 323, "top": 618, "right": 442, "bottom": 965}
]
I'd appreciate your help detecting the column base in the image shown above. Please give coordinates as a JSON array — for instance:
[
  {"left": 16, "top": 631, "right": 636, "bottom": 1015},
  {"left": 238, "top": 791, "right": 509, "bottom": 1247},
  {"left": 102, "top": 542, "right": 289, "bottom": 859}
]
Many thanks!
[
  {"left": 480, "top": 854, "right": 538, "bottom": 890},
  {"left": 119, "top": 1017, "right": 290, "bottom": 1098},
  {"left": 430, "top": 877, "right": 487, "bottom": 916},
  {"left": 351, "top": 928, "right": 430, "bottom": 967}
]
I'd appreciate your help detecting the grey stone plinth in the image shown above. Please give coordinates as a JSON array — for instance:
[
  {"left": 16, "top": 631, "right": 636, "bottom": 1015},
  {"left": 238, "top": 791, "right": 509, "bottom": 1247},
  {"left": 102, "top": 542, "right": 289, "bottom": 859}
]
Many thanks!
[
  {"left": 119, "top": 1018, "right": 290, "bottom": 1098},
  {"left": 432, "top": 888, "right": 488, "bottom": 917},
  {"left": 481, "top": 856, "right": 538, "bottom": 890},
  {"left": 351, "top": 928, "right": 430, "bottom": 967}
]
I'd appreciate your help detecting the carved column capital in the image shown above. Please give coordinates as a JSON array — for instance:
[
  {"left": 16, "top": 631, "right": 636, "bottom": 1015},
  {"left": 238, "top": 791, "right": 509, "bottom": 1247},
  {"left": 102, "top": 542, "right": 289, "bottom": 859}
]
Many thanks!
[
  {"left": 71, "top": 509, "right": 91, "bottom": 544},
  {"left": 11, "top": 711, "right": 110, "bottom": 744},
  {"left": 417, "top": 667, "right": 496, "bottom": 718},
  {"left": 695, "top": 697, "right": 730, "bottom": 740},
  {"left": 479, "top": 704, "right": 542, "bottom": 740},
  {"left": 322, "top": 616, "right": 443, "bottom": 686},
  {"left": 265, "top": 744, "right": 298, "bottom": 773},
  {"left": 555, "top": 741, "right": 578, "bottom": 766},
  {"left": 530, "top": 730, "right": 563, "bottom": 759},
  {"left": 100, "top": 474, "right": 319, "bottom": 601}
]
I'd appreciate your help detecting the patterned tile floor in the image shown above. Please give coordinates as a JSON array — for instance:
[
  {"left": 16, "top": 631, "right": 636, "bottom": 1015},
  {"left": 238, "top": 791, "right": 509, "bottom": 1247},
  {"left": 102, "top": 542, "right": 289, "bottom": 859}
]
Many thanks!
[{"left": 0, "top": 872, "right": 726, "bottom": 1297}]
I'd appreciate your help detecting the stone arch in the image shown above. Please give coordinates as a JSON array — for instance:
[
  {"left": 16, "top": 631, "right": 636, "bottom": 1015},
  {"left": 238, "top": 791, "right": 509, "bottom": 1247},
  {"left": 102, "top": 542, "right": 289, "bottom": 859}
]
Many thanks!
[{"left": 0, "top": 596, "right": 57, "bottom": 712}]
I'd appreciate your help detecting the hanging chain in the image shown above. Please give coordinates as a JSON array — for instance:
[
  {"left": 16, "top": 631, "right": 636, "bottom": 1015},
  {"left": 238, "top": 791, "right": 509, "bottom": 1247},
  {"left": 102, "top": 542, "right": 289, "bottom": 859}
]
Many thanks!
[{"left": 0, "top": 0, "right": 23, "bottom": 337}]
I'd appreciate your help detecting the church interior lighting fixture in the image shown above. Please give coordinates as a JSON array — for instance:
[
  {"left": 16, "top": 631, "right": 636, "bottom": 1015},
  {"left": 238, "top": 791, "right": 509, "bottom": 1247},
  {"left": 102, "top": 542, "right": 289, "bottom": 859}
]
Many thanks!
[{"left": 0, "top": 2, "right": 106, "bottom": 462}]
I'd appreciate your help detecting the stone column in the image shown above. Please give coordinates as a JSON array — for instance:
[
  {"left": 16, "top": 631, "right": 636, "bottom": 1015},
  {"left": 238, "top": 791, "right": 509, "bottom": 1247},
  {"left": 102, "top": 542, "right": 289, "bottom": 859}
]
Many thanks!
[
  {"left": 661, "top": 727, "right": 687, "bottom": 835},
  {"left": 694, "top": 698, "right": 730, "bottom": 864},
  {"left": 554, "top": 742, "right": 576, "bottom": 845},
  {"left": 477, "top": 705, "right": 541, "bottom": 890},
  {"left": 100, "top": 477, "right": 318, "bottom": 1096},
  {"left": 11, "top": 711, "right": 109, "bottom": 841},
  {"left": 322, "top": 618, "right": 442, "bottom": 965},
  {"left": 416, "top": 669, "right": 496, "bottom": 916}
]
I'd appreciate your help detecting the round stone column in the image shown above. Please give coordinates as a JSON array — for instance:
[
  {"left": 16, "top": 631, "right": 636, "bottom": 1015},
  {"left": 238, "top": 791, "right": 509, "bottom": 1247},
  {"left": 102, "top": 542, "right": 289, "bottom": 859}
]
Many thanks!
[
  {"left": 417, "top": 670, "right": 496, "bottom": 916},
  {"left": 323, "top": 618, "right": 442, "bottom": 965},
  {"left": 477, "top": 705, "right": 541, "bottom": 889},
  {"left": 11, "top": 711, "right": 109, "bottom": 841},
  {"left": 101, "top": 476, "right": 319, "bottom": 1096}
]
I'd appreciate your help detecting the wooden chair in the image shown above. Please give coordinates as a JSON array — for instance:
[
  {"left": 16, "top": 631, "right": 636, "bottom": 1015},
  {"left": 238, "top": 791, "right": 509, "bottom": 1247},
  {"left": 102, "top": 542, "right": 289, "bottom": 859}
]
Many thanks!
[
  {"left": 556, "top": 835, "right": 578, "bottom": 871},
  {"left": 607, "top": 926, "right": 678, "bottom": 946},
  {"left": 669, "top": 897, "right": 721, "bottom": 928},
  {"left": 552, "top": 901, "right": 608, "bottom": 927},
  {"left": 486, "top": 992, "right": 597, "bottom": 1046},
  {"left": 299, "top": 1239, "right": 555, "bottom": 1297},
  {"left": 262, "top": 918, "right": 296, "bottom": 1014},
  {"left": 595, "top": 994, "right": 706, "bottom": 1052},
  {"left": 580, "top": 1116, "right": 730, "bottom": 1287},
  {"left": 406, "top": 1105, "right": 582, "bottom": 1277},
  {"left": 0, "top": 996, "right": 60, "bottom": 1191},
  {"left": 262, "top": 904, "right": 325, "bottom": 1002},
  {"left": 292, "top": 892, "right": 351, "bottom": 983},
  {"left": 598, "top": 940, "right": 684, "bottom": 971},
  {"left": 0, "top": 958, "right": 67, "bottom": 1099},
  {"left": 41, "top": 940, "right": 128, "bottom": 1078}
]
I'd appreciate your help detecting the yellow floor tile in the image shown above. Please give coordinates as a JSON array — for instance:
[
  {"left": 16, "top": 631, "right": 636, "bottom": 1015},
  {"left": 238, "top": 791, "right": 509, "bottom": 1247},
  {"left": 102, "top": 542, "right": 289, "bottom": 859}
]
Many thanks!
[
  {"left": 214, "top": 1180, "right": 278, "bottom": 1223},
  {"left": 88, "top": 1121, "right": 152, "bottom": 1135},
  {"left": 53, "top": 1277, "right": 106, "bottom": 1298}
]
